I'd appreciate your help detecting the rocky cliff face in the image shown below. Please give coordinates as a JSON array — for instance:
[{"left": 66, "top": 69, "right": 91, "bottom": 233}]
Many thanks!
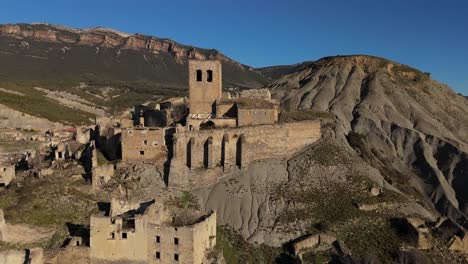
[
  {"left": 0, "top": 23, "right": 267, "bottom": 95},
  {"left": 268, "top": 55, "right": 468, "bottom": 226},
  {"left": 0, "top": 23, "right": 232, "bottom": 64}
]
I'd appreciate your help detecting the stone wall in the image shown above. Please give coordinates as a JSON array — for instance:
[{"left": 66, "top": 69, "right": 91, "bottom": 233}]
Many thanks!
[
  {"left": 144, "top": 110, "right": 170, "bottom": 127},
  {"left": 169, "top": 120, "right": 321, "bottom": 187},
  {"left": 147, "top": 211, "right": 216, "bottom": 264},
  {"left": 188, "top": 60, "right": 222, "bottom": 114},
  {"left": 92, "top": 164, "right": 115, "bottom": 191},
  {"left": 237, "top": 108, "right": 278, "bottom": 127},
  {"left": 239, "top": 88, "right": 272, "bottom": 100},
  {"left": 121, "top": 128, "right": 167, "bottom": 162},
  {"left": 94, "top": 125, "right": 122, "bottom": 161},
  {"left": 215, "top": 100, "right": 237, "bottom": 118},
  {"left": 0, "top": 248, "right": 43, "bottom": 264},
  {"left": 0, "top": 165, "right": 15, "bottom": 187},
  {"left": 90, "top": 215, "right": 147, "bottom": 263},
  {"left": 90, "top": 201, "right": 216, "bottom": 264},
  {"left": 76, "top": 127, "right": 91, "bottom": 144}
]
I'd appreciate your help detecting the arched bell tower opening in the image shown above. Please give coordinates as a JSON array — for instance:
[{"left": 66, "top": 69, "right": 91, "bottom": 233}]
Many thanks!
[{"left": 188, "top": 60, "right": 222, "bottom": 115}]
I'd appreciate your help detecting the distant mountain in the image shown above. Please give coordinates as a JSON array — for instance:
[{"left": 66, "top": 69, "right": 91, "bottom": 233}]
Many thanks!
[
  {"left": 269, "top": 55, "right": 468, "bottom": 226},
  {"left": 0, "top": 23, "right": 268, "bottom": 115}
]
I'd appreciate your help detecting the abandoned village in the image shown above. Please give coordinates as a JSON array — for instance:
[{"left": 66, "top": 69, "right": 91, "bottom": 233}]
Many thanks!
[{"left": 0, "top": 60, "right": 322, "bottom": 263}]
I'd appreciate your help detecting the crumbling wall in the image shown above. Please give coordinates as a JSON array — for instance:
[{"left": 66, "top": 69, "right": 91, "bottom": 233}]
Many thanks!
[
  {"left": 94, "top": 126, "right": 122, "bottom": 161},
  {"left": 169, "top": 120, "right": 321, "bottom": 187},
  {"left": 147, "top": 211, "right": 216, "bottom": 264},
  {"left": 144, "top": 109, "right": 170, "bottom": 127},
  {"left": 92, "top": 164, "right": 115, "bottom": 191},
  {"left": 237, "top": 108, "right": 278, "bottom": 127},
  {"left": 173, "top": 120, "right": 320, "bottom": 168},
  {"left": 0, "top": 165, "right": 15, "bottom": 187},
  {"left": 192, "top": 211, "right": 217, "bottom": 264},
  {"left": 215, "top": 100, "right": 237, "bottom": 118},
  {"left": 76, "top": 127, "right": 91, "bottom": 144},
  {"left": 121, "top": 128, "right": 167, "bottom": 162},
  {"left": 240, "top": 88, "right": 272, "bottom": 100},
  {"left": 90, "top": 215, "right": 147, "bottom": 263},
  {"left": 110, "top": 197, "right": 141, "bottom": 217},
  {"left": 54, "top": 143, "right": 67, "bottom": 160}
]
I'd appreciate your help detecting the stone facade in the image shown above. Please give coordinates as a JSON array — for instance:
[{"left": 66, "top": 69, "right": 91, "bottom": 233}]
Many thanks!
[
  {"left": 239, "top": 88, "right": 272, "bottom": 100},
  {"left": 147, "top": 211, "right": 216, "bottom": 264},
  {"left": 90, "top": 213, "right": 148, "bottom": 263},
  {"left": 90, "top": 199, "right": 216, "bottom": 264},
  {"left": 76, "top": 127, "right": 91, "bottom": 144},
  {"left": 237, "top": 108, "right": 278, "bottom": 127},
  {"left": 169, "top": 120, "right": 321, "bottom": 187},
  {"left": 0, "top": 165, "right": 15, "bottom": 187},
  {"left": 121, "top": 128, "right": 167, "bottom": 162},
  {"left": 293, "top": 233, "right": 336, "bottom": 260},
  {"left": 188, "top": 60, "right": 222, "bottom": 114}
]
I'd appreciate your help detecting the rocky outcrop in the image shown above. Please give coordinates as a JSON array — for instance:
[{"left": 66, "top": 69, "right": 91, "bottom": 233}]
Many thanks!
[
  {"left": 0, "top": 23, "right": 267, "bottom": 92},
  {"left": 269, "top": 55, "right": 468, "bottom": 227},
  {"left": 0, "top": 23, "right": 232, "bottom": 64}
]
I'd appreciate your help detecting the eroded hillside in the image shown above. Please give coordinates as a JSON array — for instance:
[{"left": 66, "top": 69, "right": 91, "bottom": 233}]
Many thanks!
[{"left": 268, "top": 55, "right": 468, "bottom": 227}]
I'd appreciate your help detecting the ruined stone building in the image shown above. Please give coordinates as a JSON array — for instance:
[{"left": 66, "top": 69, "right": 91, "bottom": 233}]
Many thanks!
[
  {"left": 185, "top": 59, "right": 278, "bottom": 130},
  {"left": 118, "top": 59, "right": 321, "bottom": 187},
  {"left": 90, "top": 199, "right": 216, "bottom": 264},
  {"left": 0, "top": 164, "right": 15, "bottom": 188},
  {"left": 121, "top": 128, "right": 167, "bottom": 163},
  {"left": 54, "top": 141, "right": 83, "bottom": 161}
]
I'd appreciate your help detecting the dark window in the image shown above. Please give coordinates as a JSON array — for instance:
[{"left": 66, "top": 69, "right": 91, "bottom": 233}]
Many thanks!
[
  {"left": 207, "top": 70, "right": 213, "bottom": 82},
  {"left": 156, "top": 235, "right": 160, "bottom": 243},
  {"left": 156, "top": 252, "right": 160, "bottom": 259},
  {"left": 110, "top": 232, "right": 115, "bottom": 239},
  {"left": 76, "top": 241, "right": 80, "bottom": 246},
  {"left": 122, "top": 232, "right": 127, "bottom": 239},
  {"left": 140, "top": 150, "right": 145, "bottom": 155},
  {"left": 144, "top": 140, "right": 148, "bottom": 145},
  {"left": 174, "top": 254, "right": 179, "bottom": 261},
  {"left": 196, "top": 70, "right": 202, "bottom": 82},
  {"left": 174, "top": 237, "right": 179, "bottom": 245}
]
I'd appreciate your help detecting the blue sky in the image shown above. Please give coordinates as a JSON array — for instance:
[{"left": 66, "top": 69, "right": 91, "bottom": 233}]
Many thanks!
[{"left": 0, "top": 0, "right": 467, "bottom": 94}]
